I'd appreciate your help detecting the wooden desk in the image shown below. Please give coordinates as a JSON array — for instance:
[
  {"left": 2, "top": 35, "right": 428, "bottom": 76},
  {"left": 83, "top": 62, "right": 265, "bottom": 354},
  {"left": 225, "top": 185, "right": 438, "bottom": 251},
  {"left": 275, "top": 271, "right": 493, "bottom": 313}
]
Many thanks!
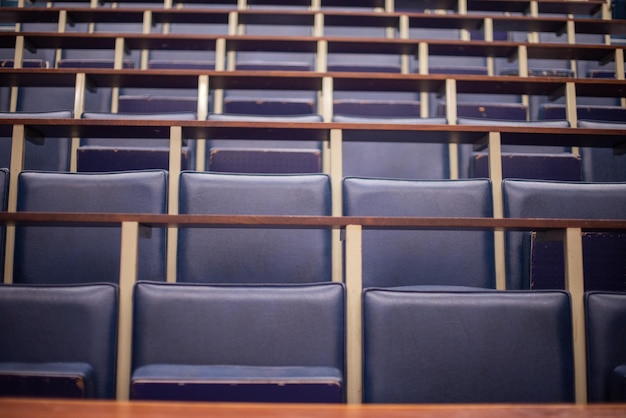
[{"left": 0, "top": 399, "right": 625, "bottom": 418}]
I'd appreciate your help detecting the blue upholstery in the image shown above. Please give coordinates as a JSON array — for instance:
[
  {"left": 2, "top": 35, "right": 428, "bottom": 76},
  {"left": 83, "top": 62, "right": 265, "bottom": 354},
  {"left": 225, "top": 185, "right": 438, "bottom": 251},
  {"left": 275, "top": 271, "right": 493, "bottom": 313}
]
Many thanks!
[
  {"left": 500, "top": 68, "right": 574, "bottom": 77},
  {"left": 343, "top": 177, "right": 495, "bottom": 288},
  {"left": 530, "top": 231, "right": 626, "bottom": 291},
  {"left": 332, "top": 116, "right": 449, "bottom": 180},
  {"left": 14, "top": 170, "right": 168, "bottom": 284},
  {"left": 118, "top": 96, "right": 199, "bottom": 114},
  {"left": 457, "top": 118, "right": 579, "bottom": 180},
  {"left": 0, "top": 111, "right": 72, "bottom": 172},
  {"left": 131, "top": 281, "right": 345, "bottom": 402},
  {"left": 502, "top": 179, "right": 626, "bottom": 290},
  {"left": 207, "top": 113, "right": 323, "bottom": 174},
  {"left": 333, "top": 99, "right": 421, "bottom": 118},
  {"left": 540, "top": 104, "right": 626, "bottom": 122},
  {"left": 0, "top": 283, "right": 118, "bottom": 398},
  {"left": 225, "top": 60, "right": 316, "bottom": 116},
  {"left": 363, "top": 288, "right": 574, "bottom": 403},
  {"left": 451, "top": 105, "right": 528, "bottom": 179},
  {"left": 0, "top": 168, "right": 6, "bottom": 280},
  {"left": 585, "top": 291, "right": 626, "bottom": 402},
  {"left": 18, "top": 60, "right": 129, "bottom": 113},
  {"left": 177, "top": 172, "right": 331, "bottom": 283},
  {"left": 79, "top": 112, "right": 197, "bottom": 172},
  {"left": 577, "top": 120, "right": 626, "bottom": 182},
  {"left": 446, "top": 103, "right": 528, "bottom": 121}
]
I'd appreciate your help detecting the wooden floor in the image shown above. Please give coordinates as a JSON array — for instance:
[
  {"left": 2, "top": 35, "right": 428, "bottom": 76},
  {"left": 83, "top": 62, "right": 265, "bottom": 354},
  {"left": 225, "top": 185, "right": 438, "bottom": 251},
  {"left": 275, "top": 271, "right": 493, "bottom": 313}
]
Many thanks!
[{"left": 0, "top": 399, "right": 625, "bottom": 418}]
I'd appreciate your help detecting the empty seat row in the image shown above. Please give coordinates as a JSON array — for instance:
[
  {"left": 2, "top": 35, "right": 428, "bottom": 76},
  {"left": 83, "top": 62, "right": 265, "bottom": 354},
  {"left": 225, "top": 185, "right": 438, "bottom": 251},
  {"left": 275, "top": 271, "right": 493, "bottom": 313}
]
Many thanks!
[
  {"left": 2, "top": 111, "right": 626, "bottom": 182},
  {"left": 1, "top": 281, "right": 625, "bottom": 404},
  {"left": 2, "top": 170, "right": 625, "bottom": 292}
]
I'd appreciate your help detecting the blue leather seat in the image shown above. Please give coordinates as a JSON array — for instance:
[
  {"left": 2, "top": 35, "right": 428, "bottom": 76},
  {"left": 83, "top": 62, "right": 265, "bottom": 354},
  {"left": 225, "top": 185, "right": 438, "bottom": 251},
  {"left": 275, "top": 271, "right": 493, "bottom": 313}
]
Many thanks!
[
  {"left": 0, "top": 283, "right": 118, "bottom": 399},
  {"left": 131, "top": 281, "right": 345, "bottom": 402},
  {"left": 79, "top": 112, "right": 197, "bottom": 172},
  {"left": 363, "top": 287, "right": 574, "bottom": 403},
  {"left": 457, "top": 117, "right": 581, "bottom": 181},
  {"left": 0, "top": 59, "right": 46, "bottom": 112},
  {"left": 0, "top": 168, "right": 7, "bottom": 279},
  {"left": 540, "top": 104, "right": 626, "bottom": 122},
  {"left": 343, "top": 177, "right": 495, "bottom": 288},
  {"left": 17, "top": 60, "right": 131, "bottom": 113},
  {"left": 333, "top": 99, "right": 421, "bottom": 118},
  {"left": 502, "top": 179, "right": 626, "bottom": 290},
  {"left": 585, "top": 291, "right": 626, "bottom": 402},
  {"left": 207, "top": 113, "right": 323, "bottom": 174},
  {"left": 225, "top": 62, "right": 316, "bottom": 116},
  {"left": 177, "top": 172, "right": 331, "bottom": 283},
  {"left": 577, "top": 120, "right": 626, "bottom": 182},
  {"left": 119, "top": 60, "right": 215, "bottom": 113},
  {"left": 333, "top": 116, "right": 449, "bottom": 180},
  {"left": 0, "top": 111, "right": 72, "bottom": 172},
  {"left": 14, "top": 170, "right": 168, "bottom": 284}
]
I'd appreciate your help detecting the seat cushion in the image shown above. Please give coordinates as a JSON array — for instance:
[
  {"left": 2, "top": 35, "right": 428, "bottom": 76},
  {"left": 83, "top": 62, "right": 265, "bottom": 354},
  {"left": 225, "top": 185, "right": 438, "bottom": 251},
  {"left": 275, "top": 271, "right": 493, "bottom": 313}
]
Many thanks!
[
  {"left": 131, "top": 364, "right": 343, "bottom": 403},
  {"left": 0, "top": 362, "right": 94, "bottom": 398}
]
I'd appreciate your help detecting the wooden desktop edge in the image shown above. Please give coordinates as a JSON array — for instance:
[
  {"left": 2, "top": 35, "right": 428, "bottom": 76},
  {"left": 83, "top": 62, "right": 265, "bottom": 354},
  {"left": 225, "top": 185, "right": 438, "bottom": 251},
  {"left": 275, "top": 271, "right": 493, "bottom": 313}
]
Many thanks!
[{"left": 0, "top": 398, "right": 624, "bottom": 418}]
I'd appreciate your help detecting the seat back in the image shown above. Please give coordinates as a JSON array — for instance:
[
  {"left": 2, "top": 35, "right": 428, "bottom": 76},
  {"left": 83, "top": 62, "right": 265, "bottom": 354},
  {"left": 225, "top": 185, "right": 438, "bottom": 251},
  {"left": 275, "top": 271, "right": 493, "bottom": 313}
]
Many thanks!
[
  {"left": 177, "top": 172, "right": 331, "bottom": 283},
  {"left": 577, "top": 120, "right": 626, "bottom": 182},
  {"left": 79, "top": 112, "right": 197, "bottom": 172},
  {"left": 585, "top": 291, "right": 626, "bottom": 402},
  {"left": 0, "top": 111, "right": 72, "bottom": 172},
  {"left": 0, "top": 168, "right": 6, "bottom": 279},
  {"left": 502, "top": 179, "right": 626, "bottom": 289},
  {"left": 0, "top": 283, "right": 118, "bottom": 398},
  {"left": 363, "top": 288, "right": 574, "bottom": 403},
  {"left": 132, "top": 281, "right": 345, "bottom": 402},
  {"left": 14, "top": 170, "right": 168, "bottom": 284},
  {"left": 206, "top": 113, "right": 323, "bottom": 173},
  {"left": 333, "top": 116, "right": 449, "bottom": 180},
  {"left": 343, "top": 177, "right": 495, "bottom": 288},
  {"left": 457, "top": 118, "right": 580, "bottom": 181}
]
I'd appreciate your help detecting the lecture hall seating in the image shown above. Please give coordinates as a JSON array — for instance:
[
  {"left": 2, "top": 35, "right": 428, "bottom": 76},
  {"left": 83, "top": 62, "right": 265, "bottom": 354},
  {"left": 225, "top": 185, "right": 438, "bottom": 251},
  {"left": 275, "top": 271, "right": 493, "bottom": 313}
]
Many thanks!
[
  {"left": 0, "top": 168, "right": 7, "bottom": 280},
  {"left": 177, "top": 171, "right": 332, "bottom": 283},
  {"left": 362, "top": 287, "right": 574, "bottom": 403},
  {"left": 0, "top": 111, "right": 72, "bottom": 172},
  {"left": 131, "top": 281, "right": 345, "bottom": 402},
  {"left": 343, "top": 177, "right": 495, "bottom": 288},
  {"left": 0, "top": 0, "right": 626, "bottom": 407},
  {"left": 0, "top": 283, "right": 119, "bottom": 399},
  {"left": 585, "top": 291, "right": 626, "bottom": 403},
  {"left": 12, "top": 170, "right": 168, "bottom": 284},
  {"left": 502, "top": 179, "right": 626, "bottom": 290}
]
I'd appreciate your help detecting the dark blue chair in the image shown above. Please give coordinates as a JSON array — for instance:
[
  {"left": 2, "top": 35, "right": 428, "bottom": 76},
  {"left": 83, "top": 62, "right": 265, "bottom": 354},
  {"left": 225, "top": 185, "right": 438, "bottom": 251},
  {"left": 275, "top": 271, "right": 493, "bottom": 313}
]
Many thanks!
[
  {"left": 0, "top": 283, "right": 118, "bottom": 399},
  {"left": 585, "top": 291, "right": 626, "bottom": 402},
  {"left": 131, "top": 281, "right": 345, "bottom": 403},
  {"left": 502, "top": 179, "right": 626, "bottom": 290},
  {"left": 0, "top": 59, "right": 47, "bottom": 112},
  {"left": 456, "top": 117, "right": 580, "bottom": 181},
  {"left": 333, "top": 115, "right": 449, "bottom": 180},
  {"left": 577, "top": 120, "right": 626, "bottom": 182},
  {"left": 0, "top": 168, "right": 7, "bottom": 279},
  {"left": 177, "top": 172, "right": 331, "bottom": 284},
  {"left": 207, "top": 113, "right": 323, "bottom": 174},
  {"left": 119, "top": 60, "right": 215, "bottom": 114},
  {"left": 343, "top": 177, "right": 495, "bottom": 288},
  {"left": 363, "top": 287, "right": 574, "bottom": 403},
  {"left": 13, "top": 170, "right": 168, "bottom": 284},
  {"left": 17, "top": 60, "right": 132, "bottom": 113},
  {"left": 0, "top": 111, "right": 72, "bottom": 172},
  {"left": 79, "top": 112, "right": 197, "bottom": 172}
]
